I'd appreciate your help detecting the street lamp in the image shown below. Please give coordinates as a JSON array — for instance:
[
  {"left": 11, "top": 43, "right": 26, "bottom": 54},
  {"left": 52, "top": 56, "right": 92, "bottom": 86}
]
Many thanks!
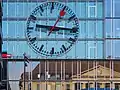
[{"left": 23, "top": 53, "right": 29, "bottom": 90}]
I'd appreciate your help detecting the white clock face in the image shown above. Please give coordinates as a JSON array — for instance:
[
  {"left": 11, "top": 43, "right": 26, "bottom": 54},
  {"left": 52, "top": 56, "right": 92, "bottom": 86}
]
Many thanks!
[{"left": 25, "top": 1, "right": 79, "bottom": 57}]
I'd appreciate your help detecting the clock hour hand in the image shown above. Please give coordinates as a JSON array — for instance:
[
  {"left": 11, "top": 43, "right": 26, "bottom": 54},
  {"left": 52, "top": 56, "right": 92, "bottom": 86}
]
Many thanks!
[
  {"left": 36, "top": 24, "right": 51, "bottom": 30},
  {"left": 36, "top": 24, "right": 78, "bottom": 33}
]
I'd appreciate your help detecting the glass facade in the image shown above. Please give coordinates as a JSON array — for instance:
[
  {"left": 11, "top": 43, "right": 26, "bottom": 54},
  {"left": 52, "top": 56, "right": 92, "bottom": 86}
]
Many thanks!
[
  {"left": 1, "top": 0, "right": 120, "bottom": 90},
  {"left": 2, "top": 0, "right": 104, "bottom": 59}
]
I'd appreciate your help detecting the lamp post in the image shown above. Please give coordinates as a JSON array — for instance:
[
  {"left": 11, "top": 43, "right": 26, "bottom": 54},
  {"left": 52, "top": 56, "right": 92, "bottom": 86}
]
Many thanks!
[
  {"left": 23, "top": 53, "right": 29, "bottom": 90},
  {"left": 24, "top": 59, "right": 26, "bottom": 90}
]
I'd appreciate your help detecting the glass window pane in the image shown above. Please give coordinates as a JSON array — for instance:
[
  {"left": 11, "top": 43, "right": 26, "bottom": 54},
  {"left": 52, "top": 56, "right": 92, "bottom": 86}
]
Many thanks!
[
  {"left": 97, "top": 21, "right": 103, "bottom": 38},
  {"left": 3, "top": 3, "right": 38, "bottom": 18},
  {"left": 106, "top": 40, "right": 112, "bottom": 58},
  {"left": 3, "top": 21, "right": 25, "bottom": 38},
  {"left": 80, "top": 2, "right": 87, "bottom": 18},
  {"left": 9, "top": 81, "right": 20, "bottom": 90},
  {"left": 105, "top": 19, "right": 120, "bottom": 38},
  {"left": 105, "top": 0, "right": 112, "bottom": 17},
  {"left": 113, "top": 40, "right": 120, "bottom": 58},
  {"left": 105, "top": 19, "right": 112, "bottom": 38},
  {"left": 79, "top": 21, "right": 86, "bottom": 38},
  {"left": 8, "top": 62, "right": 24, "bottom": 80},
  {"left": 76, "top": 41, "right": 85, "bottom": 59},
  {"left": 113, "top": 19, "right": 120, "bottom": 38},
  {"left": 97, "top": 2, "right": 103, "bottom": 18},
  {"left": 114, "top": 0, "right": 120, "bottom": 17},
  {"left": 88, "top": 21, "right": 95, "bottom": 38},
  {"left": 97, "top": 41, "right": 103, "bottom": 59},
  {"left": 105, "top": 40, "right": 120, "bottom": 59},
  {"left": 89, "top": 7, "right": 96, "bottom": 18}
]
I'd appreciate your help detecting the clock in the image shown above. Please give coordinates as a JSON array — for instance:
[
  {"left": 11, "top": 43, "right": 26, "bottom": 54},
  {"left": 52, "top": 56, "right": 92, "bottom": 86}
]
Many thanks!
[{"left": 25, "top": 1, "right": 79, "bottom": 57}]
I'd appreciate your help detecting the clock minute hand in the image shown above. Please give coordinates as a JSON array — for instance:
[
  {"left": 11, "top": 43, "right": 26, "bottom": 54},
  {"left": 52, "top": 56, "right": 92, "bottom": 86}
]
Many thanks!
[
  {"left": 48, "top": 7, "right": 66, "bottom": 36},
  {"left": 36, "top": 24, "right": 77, "bottom": 31}
]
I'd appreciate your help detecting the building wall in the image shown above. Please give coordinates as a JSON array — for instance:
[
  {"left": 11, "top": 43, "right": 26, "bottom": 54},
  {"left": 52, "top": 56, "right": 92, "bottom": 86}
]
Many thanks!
[
  {"left": 21, "top": 81, "right": 120, "bottom": 90},
  {"left": 2, "top": 0, "right": 120, "bottom": 90}
]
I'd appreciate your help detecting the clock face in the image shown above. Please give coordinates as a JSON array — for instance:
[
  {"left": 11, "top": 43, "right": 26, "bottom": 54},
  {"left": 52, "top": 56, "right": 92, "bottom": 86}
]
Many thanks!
[{"left": 26, "top": 1, "right": 79, "bottom": 57}]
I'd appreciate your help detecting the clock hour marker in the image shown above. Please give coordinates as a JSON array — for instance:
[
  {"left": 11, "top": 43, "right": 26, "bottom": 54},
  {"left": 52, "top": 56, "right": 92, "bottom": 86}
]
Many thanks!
[
  {"left": 70, "top": 27, "right": 78, "bottom": 33},
  {"left": 30, "top": 37, "right": 36, "bottom": 44},
  {"left": 30, "top": 15, "right": 37, "bottom": 21},
  {"left": 50, "top": 2, "right": 54, "bottom": 13},
  {"left": 68, "top": 37, "right": 76, "bottom": 44},
  {"left": 27, "top": 27, "right": 34, "bottom": 30},
  {"left": 35, "top": 45, "right": 37, "bottom": 48},
  {"left": 27, "top": 31, "right": 32, "bottom": 35},
  {"left": 60, "top": 51, "right": 62, "bottom": 54},
  {"left": 27, "top": 27, "right": 33, "bottom": 34},
  {"left": 27, "top": 34, "right": 30, "bottom": 38},
  {"left": 62, "top": 45, "right": 66, "bottom": 51},
  {"left": 33, "top": 44, "right": 35, "bottom": 46},
  {"left": 43, "top": 51, "right": 46, "bottom": 53},
  {"left": 39, "top": 44, "right": 44, "bottom": 51},
  {"left": 50, "top": 47, "right": 54, "bottom": 54},
  {"left": 69, "top": 37, "right": 76, "bottom": 42},
  {"left": 62, "top": 6, "right": 66, "bottom": 11},
  {"left": 68, "top": 15, "right": 76, "bottom": 22},
  {"left": 60, "top": 48, "right": 64, "bottom": 53},
  {"left": 57, "top": 52, "right": 59, "bottom": 54},
  {"left": 39, "top": 13, "right": 42, "bottom": 16},
  {"left": 39, "top": 6, "right": 44, "bottom": 12}
]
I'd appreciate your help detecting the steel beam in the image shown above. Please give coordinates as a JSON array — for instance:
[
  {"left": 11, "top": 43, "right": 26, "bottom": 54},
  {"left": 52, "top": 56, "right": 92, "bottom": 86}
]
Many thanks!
[
  {"left": 3, "top": 38, "right": 104, "bottom": 41},
  {"left": 3, "top": 0, "right": 103, "bottom": 3},
  {"left": 2, "top": 17, "right": 104, "bottom": 21},
  {"left": 1, "top": 58, "right": 120, "bottom": 61},
  {"left": 3, "top": 38, "right": 120, "bottom": 41}
]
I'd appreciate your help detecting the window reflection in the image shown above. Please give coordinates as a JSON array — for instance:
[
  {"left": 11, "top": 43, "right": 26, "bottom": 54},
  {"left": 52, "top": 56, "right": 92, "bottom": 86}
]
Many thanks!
[
  {"left": 2, "top": 1, "right": 103, "bottom": 59},
  {"left": 105, "top": 19, "right": 120, "bottom": 38},
  {"left": 105, "top": 0, "right": 120, "bottom": 17},
  {"left": 114, "top": 0, "right": 120, "bottom": 17}
]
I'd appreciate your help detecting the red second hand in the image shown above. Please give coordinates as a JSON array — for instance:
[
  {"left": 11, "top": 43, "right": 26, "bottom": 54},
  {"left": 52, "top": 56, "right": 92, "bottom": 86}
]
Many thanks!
[
  {"left": 48, "top": 9, "right": 66, "bottom": 36},
  {"left": 48, "top": 18, "right": 60, "bottom": 36}
]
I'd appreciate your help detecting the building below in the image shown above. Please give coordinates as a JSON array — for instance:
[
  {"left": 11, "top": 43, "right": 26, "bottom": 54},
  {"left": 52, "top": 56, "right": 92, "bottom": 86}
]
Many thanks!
[{"left": 19, "top": 61, "right": 120, "bottom": 90}]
